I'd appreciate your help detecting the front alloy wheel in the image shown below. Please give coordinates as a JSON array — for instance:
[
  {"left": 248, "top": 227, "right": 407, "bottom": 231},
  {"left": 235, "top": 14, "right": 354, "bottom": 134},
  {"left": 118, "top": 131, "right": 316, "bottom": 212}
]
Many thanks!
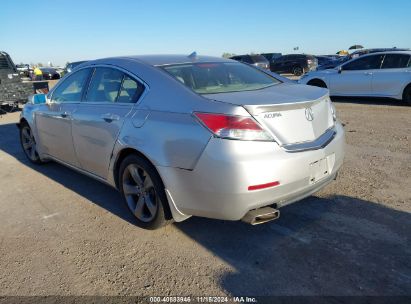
[
  {"left": 20, "top": 123, "right": 42, "bottom": 164},
  {"left": 119, "top": 154, "right": 172, "bottom": 229}
]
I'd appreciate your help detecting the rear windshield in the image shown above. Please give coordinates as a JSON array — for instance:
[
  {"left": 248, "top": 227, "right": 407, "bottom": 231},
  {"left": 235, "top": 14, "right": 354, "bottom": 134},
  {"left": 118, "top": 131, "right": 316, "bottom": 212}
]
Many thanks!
[
  {"left": 250, "top": 55, "right": 269, "bottom": 63},
  {"left": 161, "top": 62, "right": 280, "bottom": 94}
]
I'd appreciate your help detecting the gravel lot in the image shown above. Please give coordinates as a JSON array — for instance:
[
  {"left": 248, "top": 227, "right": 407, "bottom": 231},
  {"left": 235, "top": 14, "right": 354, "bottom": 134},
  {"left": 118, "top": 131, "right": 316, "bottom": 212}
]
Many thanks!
[{"left": 0, "top": 99, "right": 410, "bottom": 297}]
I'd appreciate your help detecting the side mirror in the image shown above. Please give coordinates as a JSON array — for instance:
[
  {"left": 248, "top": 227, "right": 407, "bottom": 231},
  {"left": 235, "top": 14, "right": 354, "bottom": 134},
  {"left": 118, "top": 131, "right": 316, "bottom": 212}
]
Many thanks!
[
  {"left": 29, "top": 94, "right": 47, "bottom": 104},
  {"left": 338, "top": 66, "right": 343, "bottom": 74}
]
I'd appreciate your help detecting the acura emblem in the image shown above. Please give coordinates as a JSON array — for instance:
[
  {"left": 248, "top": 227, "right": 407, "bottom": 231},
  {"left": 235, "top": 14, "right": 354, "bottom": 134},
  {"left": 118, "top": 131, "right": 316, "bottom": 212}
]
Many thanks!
[{"left": 305, "top": 107, "right": 314, "bottom": 121}]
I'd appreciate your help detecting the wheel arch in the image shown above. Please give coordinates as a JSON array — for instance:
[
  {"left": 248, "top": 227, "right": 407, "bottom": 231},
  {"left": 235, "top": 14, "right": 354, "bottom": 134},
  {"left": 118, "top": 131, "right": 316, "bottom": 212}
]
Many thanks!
[
  {"left": 113, "top": 147, "right": 156, "bottom": 190},
  {"left": 307, "top": 78, "right": 328, "bottom": 88},
  {"left": 18, "top": 117, "right": 29, "bottom": 127},
  {"left": 402, "top": 82, "right": 411, "bottom": 100},
  {"left": 113, "top": 147, "right": 178, "bottom": 222}
]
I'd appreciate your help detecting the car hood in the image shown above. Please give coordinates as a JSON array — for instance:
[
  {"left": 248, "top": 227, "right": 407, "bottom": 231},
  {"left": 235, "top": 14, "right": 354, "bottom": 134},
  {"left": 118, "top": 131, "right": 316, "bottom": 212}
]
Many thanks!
[{"left": 202, "top": 82, "right": 328, "bottom": 106}]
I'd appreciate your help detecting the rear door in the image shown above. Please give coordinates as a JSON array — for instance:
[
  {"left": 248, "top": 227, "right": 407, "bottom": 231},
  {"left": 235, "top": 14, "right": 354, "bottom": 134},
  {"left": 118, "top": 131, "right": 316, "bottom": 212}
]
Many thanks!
[
  {"left": 329, "top": 54, "right": 384, "bottom": 96},
  {"left": 71, "top": 67, "right": 145, "bottom": 178},
  {"left": 35, "top": 68, "right": 91, "bottom": 166},
  {"left": 372, "top": 54, "right": 411, "bottom": 97}
]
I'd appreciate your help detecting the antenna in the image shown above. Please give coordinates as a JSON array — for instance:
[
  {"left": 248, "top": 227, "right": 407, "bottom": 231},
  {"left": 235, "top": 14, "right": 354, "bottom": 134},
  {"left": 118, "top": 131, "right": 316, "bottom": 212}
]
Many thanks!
[{"left": 188, "top": 51, "right": 197, "bottom": 59}]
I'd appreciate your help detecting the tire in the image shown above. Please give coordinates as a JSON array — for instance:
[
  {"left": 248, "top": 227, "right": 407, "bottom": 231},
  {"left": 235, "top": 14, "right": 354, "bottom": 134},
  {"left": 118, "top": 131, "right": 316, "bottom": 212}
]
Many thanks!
[
  {"left": 119, "top": 154, "right": 173, "bottom": 229},
  {"left": 403, "top": 85, "right": 411, "bottom": 104},
  {"left": 307, "top": 79, "right": 327, "bottom": 88},
  {"left": 292, "top": 66, "right": 304, "bottom": 76},
  {"left": 19, "top": 122, "right": 44, "bottom": 164}
]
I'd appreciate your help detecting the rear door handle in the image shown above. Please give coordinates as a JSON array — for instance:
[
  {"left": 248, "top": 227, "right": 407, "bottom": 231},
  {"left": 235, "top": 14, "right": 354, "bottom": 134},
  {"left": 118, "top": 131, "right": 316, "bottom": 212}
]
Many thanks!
[
  {"left": 101, "top": 113, "right": 120, "bottom": 123},
  {"left": 364, "top": 72, "right": 373, "bottom": 76}
]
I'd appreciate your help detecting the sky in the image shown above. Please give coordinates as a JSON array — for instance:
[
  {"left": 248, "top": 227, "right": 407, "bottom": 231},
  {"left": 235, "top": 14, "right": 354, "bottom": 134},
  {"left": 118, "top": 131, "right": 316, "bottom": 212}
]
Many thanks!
[{"left": 1, "top": 0, "right": 410, "bottom": 66}]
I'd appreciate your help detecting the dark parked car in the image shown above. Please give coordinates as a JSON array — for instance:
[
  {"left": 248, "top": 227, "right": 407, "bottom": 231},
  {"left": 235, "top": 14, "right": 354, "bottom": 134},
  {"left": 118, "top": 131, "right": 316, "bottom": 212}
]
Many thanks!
[
  {"left": 261, "top": 52, "right": 282, "bottom": 62},
  {"left": 65, "top": 60, "right": 88, "bottom": 73},
  {"left": 316, "top": 56, "right": 350, "bottom": 70},
  {"left": 38, "top": 67, "right": 60, "bottom": 80},
  {"left": 270, "top": 54, "right": 318, "bottom": 76},
  {"left": 315, "top": 56, "right": 334, "bottom": 67},
  {"left": 16, "top": 64, "right": 30, "bottom": 77},
  {"left": 229, "top": 54, "right": 270, "bottom": 70}
]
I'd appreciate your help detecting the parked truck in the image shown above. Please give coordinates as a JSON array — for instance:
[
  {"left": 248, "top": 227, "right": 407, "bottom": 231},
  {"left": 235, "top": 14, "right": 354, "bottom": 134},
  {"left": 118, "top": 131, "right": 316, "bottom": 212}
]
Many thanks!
[{"left": 0, "top": 51, "right": 49, "bottom": 112}]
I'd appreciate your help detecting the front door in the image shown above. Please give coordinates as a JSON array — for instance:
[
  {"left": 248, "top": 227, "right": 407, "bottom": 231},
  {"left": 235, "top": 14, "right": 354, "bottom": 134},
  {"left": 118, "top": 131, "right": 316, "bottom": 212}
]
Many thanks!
[
  {"left": 35, "top": 68, "right": 91, "bottom": 166},
  {"left": 71, "top": 67, "right": 145, "bottom": 179},
  {"left": 271, "top": 56, "right": 285, "bottom": 73}
]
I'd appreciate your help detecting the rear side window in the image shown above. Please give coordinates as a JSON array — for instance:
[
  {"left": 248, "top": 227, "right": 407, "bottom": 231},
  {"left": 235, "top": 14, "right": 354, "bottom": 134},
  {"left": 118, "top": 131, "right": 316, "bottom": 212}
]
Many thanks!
[
  {"left": 51, "top": 68, "right": 91, "bottom": 103},
  {"left": 85, "top": 68, "right": 144, "bottom": 103},
  {"left": 343, "top": 54, "right": 384, "bottom": 70},
  {"left": 0, "top": 56, "right": 10, "bottom": 69},
  {"left": 381, "top": 54, "right": 411, "bottom": 69},
  {"left": 117, "top": 76, "right": 145, "bottom": 103},
  {"left": 86, "top": 68, "right": 123, "bottom": 102}
]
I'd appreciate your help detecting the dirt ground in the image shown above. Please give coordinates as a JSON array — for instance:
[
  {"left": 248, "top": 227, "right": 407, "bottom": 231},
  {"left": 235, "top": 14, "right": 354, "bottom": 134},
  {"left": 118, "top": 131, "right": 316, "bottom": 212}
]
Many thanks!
[{"left": 0, "top": 99, "right": 410, "bottom": 298}]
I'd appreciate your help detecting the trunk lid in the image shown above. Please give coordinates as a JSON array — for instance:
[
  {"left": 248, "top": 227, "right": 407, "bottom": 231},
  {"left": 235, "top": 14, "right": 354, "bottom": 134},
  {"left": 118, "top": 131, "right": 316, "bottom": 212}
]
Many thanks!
[{"left": 203, "top": 83, "right": 334, "bottom": 145}]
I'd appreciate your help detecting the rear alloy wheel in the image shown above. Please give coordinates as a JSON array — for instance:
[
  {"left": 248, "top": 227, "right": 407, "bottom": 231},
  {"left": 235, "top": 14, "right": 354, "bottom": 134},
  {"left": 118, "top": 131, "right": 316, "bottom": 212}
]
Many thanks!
[
  {"left": 19, "top": 123, "right": 43, "bottom": 164},
  {"left": 119, "top": 154, "right": 172, "bottom": 229},
  {"left": 403, "top": 85, "right": 411, "bottom": 104},
  {"left": 293, "top": 66, "right": 304, "bottom": 76}
]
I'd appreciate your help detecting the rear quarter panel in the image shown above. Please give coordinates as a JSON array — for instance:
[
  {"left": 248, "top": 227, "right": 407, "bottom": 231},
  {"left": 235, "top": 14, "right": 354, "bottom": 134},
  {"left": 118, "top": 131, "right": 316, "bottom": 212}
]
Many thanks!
[{"left": 114, "top": 110, "right": 212, "bottom": 170}]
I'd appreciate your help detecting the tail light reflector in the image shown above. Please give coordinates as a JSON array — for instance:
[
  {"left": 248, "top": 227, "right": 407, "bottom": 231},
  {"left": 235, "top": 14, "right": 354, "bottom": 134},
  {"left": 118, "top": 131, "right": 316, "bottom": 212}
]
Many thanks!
[{"left": 248, "top": 181, "right": 280, "bottom": 191}]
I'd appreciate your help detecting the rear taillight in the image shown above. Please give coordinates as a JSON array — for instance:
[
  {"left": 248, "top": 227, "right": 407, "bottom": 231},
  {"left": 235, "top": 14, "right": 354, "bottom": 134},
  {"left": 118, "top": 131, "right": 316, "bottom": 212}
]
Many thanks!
[{"left": 194, "top": 112, "right": 273, "bottom": 141}]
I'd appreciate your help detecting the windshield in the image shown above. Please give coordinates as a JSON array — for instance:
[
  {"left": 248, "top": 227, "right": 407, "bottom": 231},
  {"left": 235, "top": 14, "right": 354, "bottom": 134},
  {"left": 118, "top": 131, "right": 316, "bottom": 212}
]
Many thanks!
[{"left": 161, "top": 62, "right": 280, "bottom": 94}]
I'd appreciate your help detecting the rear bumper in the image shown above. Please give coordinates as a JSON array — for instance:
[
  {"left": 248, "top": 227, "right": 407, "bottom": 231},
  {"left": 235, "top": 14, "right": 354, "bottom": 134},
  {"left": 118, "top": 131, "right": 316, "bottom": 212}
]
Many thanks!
[{"left": 158, "top": 122, "right": 345, "bottom": 221}]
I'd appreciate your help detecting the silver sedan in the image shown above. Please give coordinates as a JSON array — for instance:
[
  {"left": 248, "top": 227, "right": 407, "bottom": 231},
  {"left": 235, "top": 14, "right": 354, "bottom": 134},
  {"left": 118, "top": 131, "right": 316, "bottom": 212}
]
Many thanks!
[{"left": 18, "top": 54, "right": 345, "bottom": 229}]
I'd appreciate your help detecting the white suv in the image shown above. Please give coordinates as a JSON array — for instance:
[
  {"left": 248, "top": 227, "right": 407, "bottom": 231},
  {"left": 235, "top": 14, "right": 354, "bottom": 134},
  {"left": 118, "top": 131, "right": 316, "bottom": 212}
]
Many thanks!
[{"left": 299, "top": 51, "right": 411, "bottom": 103}]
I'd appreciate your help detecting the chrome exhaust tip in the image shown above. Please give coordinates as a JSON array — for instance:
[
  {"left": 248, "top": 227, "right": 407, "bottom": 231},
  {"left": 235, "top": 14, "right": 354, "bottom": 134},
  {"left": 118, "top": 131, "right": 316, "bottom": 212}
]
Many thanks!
[{"left": 241, "top": 207, "right": 280, "bottom": 225}]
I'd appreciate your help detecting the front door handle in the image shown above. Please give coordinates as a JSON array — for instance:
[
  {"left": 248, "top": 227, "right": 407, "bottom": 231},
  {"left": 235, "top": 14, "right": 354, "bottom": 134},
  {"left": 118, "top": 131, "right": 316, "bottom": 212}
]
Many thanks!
[
  {"left": 364, "top": 72, "right": 373, "bottom": 76},
  {"left": 101, "top": 113, "right": 120, "bottom": 123},
  {"left": 60, "top": 112, "right": 70, "bottom": 118}
]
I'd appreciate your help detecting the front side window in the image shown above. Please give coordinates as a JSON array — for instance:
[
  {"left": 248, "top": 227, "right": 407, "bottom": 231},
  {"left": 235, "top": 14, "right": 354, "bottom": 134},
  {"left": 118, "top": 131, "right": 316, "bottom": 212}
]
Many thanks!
[
  {"left": 343, "top": 54, "right": 384, "bottom": 71},
  {"left": 162, "top": 62, "right": 280, "bottom": 94},
  {"left": 51, "top": 68, "right": 90, "bottom": 102},
  {"left": 85, "top": 67, "right": 144, "bottom": 103},
  {"left": 381, "top": 54, "right": 411, "bottom": 69}
]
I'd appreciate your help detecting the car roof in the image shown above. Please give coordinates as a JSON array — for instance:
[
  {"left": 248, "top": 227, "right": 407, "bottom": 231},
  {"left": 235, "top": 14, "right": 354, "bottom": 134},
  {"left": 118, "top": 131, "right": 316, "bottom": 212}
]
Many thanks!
[
  {"left": 69, "top": 60, "right": 87, "bottom": 65},
  {"left": 360, "top": 50, "right": 411, "bottom": 56},
  {"left": 119, "top": 54, "right": 231, "bottom": 66}
]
